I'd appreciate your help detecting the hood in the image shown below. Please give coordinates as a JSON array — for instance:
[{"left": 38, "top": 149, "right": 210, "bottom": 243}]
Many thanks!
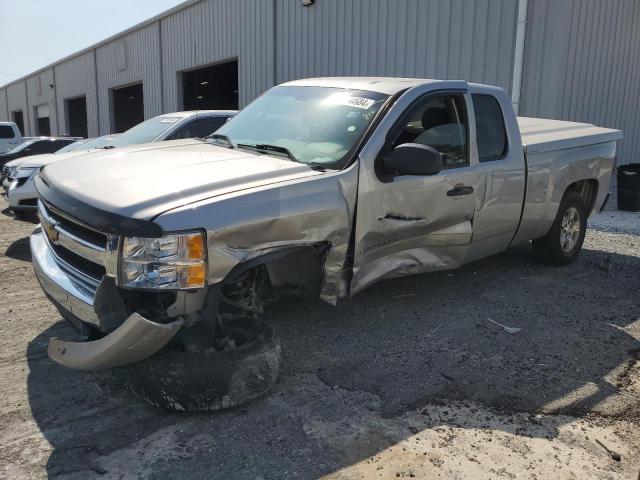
[
  {"left": 20, "top": 151, "right": 91, "bottom": 168},
  {"left": 4, "top": 157, "right": 27, "bottom": 169},
  {"left": 20, "top": 140, "right": 190, "bottom": 168},
  {"left": 40, "top": 139, "right": 323, "bottom": 221},
  {"left": 0, "top": 153, "right": 19, "bottom": 165}
]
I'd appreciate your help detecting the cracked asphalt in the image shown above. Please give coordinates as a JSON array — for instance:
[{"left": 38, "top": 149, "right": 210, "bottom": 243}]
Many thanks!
[{"left": 0, "top": 198, "right": 639, "bottom": 479}]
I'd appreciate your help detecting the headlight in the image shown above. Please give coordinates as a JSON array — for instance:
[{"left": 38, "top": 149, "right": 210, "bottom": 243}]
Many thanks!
[
  {"left": 15, "top": 167, "right": 38, "bottom": 179},
  {"left": 120, "top": 231, "right": 206, "bottom": 289}
]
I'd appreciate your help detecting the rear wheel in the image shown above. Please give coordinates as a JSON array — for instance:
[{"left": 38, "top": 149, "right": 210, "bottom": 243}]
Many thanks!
[{"left": 532, "top": 191, "right": 587, "bottom": 266}]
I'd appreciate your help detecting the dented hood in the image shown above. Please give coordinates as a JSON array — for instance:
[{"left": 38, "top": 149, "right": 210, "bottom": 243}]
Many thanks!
[{"left": 39, "top": 140, "right": 323, "bottom": 220}]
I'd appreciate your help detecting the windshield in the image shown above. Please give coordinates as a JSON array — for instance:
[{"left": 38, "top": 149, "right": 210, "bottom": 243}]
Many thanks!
[
  {"left": 56, "top": 139, "right": 90, "bottom": 153},
  {"left": 7, "top": 140, "right": 35, "bottom": 154},
  {"left": 216, "top": 86, "right": 388, "bottom": 169},
  {"left": 107, "top": 116, "right": 182, "bottom": 148}
]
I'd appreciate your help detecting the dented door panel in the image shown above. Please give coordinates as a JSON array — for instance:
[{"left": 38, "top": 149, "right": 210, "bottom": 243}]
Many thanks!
[
  {"left": 350, "top": 83, "right": 484, "bottom": 295},
  {"left": 351, "top": 167, "right": 483, "bottom": 295}
]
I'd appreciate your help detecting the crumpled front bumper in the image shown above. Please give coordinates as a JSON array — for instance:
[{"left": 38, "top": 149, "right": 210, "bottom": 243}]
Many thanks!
[
  {"left": 48, "top": 313, "right": 183, "bottom": 370},
  {"left": 31, "top": 229, "right": 183, "bottom": 370}
]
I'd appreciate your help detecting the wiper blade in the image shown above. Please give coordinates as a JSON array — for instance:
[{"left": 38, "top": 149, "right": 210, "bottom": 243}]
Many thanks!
[
  {"left": 101, "top": 145, "right": 115, "bottom": 149},
  {"left": 237, "top": 143, "right": 298, "bottom": 162},
  {"left": 305, "top": 162, "right": 329, "bottom": 171},
  {"left": 205, "top": 134, "right": 234, "bottom": 149}
]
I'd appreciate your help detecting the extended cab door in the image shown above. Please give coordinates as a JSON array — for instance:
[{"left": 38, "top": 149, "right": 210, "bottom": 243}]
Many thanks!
[
  {"left": 464, "top": 89, "right": 525, "bottom": 262},
  {"left": 350, "top": 87, "right": 485, "bottom": 295}
]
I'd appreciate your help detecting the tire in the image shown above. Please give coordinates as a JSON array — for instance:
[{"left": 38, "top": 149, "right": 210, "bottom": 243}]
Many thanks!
[
  {"left": 532, "top": 191, "right": 587, "bottom": 266},
  {"left": 124, "top": 318, "right": 281, "bottom": 412},
  {"left": 14, "top": 210, "right": 29, "bottom": 221}
]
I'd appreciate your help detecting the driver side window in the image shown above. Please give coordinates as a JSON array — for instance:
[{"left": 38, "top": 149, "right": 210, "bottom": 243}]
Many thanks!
[{"left": 392, "top": 94, "right": 468, "bottom": 168}]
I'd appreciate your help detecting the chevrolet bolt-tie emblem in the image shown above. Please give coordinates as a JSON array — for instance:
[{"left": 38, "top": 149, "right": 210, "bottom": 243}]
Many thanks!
[{"left": 42, "top": 217, "right": 59, "bottom": 243}]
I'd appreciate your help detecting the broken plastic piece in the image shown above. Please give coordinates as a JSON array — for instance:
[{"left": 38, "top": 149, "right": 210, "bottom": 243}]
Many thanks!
[
  {"left": 487, "top": 318, "right": 521, "bottom": 334},
  {"left": 48, "top": 313, "right": 183, "bottom": 370}
]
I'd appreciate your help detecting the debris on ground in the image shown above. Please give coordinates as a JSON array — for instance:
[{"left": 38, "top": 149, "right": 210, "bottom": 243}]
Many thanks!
[{"left": 487, "top": 318, "right": 522, "bottom": 334}]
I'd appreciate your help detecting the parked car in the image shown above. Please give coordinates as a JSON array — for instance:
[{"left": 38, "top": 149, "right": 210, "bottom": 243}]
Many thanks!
[
  {"left": 103, "top": 110, "right": 237, "bottom": 149},
  {"left": 5, "top": 109, "right": 236, "bottom": 217},
  {"left": 1, "top": 135, "right": 120, "bottom": 184},
  {"left": 0, "top": 122, "right": 23, "bottom": 154},
  {"left": 0, "top": 137, "right": 78, "bottom": 171},
  {"left": 2, "top": 135, "right": 120, "bottom": 216},
  {"left": 30, "top": 77, "right": 622, "bottom": 411}
]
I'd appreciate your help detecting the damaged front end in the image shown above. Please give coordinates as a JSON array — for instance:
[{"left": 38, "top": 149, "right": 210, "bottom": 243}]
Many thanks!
[{"left": 31, "top": 200, "right": 203, "bottom": 370}]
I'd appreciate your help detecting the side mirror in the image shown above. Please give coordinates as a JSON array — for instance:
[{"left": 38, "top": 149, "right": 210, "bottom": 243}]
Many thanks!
[{"left": 385, "top": 143, "right": 443, "bottom": 176}]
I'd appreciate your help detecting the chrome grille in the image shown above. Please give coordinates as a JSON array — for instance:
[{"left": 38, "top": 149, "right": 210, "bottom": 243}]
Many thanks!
[{"left": 38, "top": 200, "right": 113, "bottom": 297}]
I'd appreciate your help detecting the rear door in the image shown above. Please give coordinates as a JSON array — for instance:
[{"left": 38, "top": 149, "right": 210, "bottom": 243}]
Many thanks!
[
  {"left": 351, "top": 88, "right": 484, "bottom": 295},
  {"left": 464, "top": 92, "right": 525, "bottom": 261}
]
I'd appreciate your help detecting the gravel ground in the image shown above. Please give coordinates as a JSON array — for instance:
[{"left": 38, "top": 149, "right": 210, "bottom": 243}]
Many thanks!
[{"left": 0, "top": 198, "right": 638, "bottom": 479}]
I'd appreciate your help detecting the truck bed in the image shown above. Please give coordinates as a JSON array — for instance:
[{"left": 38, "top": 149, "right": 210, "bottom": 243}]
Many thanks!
[{"left": 518, "top": 117, "right": 623, "bottom": 155}]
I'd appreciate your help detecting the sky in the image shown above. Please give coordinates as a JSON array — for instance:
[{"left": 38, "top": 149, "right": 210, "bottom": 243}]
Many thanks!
[{"left": 0, "top": 0, "right": 185, "bottom": 87}]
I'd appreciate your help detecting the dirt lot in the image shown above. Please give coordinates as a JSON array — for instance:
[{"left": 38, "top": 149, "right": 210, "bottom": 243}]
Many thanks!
[{"left": 0, "top": 198, "right": 638, "bottom": 479}]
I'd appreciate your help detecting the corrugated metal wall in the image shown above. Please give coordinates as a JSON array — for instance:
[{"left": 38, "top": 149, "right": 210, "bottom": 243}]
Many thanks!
[
  {"left": 0, "top": 91, "right": 7, "bottom": 122},
  {"left": 26, "top": 68, "right": 58, "bottom": 135},
  {"left": 275, "top": 0, "right": 519, "bottom": 91},
  {"left": 520, "top": 0, "right": 640, "bottom": 167},
  {"left": 5, "top": 82, "right": 28, "bottom": 132},
  {"left": 0, "top": 0, "right": 637, "bottom": 175},
  {"left": 161, "top": 0, "right": 274, "bottom": 109},
  {"left": 54, "top": 52, "right": 100, "bottom": 137},
  {"left": 95, "top": 23, "right": 162, "bottom": 134}
]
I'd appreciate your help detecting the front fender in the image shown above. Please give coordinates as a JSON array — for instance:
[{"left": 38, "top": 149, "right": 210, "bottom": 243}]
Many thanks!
[{"left": 155, "top": 164, "right": 360, "bottom": 304}]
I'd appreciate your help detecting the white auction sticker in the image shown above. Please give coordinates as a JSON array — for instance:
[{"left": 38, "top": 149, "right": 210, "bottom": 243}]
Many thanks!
[{"left": 324, "top": 92, "right": 376, "bottom": 110}]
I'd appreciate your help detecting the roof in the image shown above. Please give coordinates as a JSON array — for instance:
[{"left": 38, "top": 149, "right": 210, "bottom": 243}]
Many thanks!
[
  {"left": 279, "top": 77, "right": 467, "bottom": 95},
  {"left": 158, "top": 110, "right": 238, "bottom": 119},
  {"left": 518, "top": 117, "right": 623, "bottom": 154}
]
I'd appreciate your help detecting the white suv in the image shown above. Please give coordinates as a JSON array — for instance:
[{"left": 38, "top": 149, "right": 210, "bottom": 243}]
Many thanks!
[{"left": 0, "top": 122, "right": 23, "bottom": 153}]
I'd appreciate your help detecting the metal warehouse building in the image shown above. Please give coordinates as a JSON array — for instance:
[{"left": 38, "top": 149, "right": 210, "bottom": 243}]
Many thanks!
[{"left": 1, "top": 0, "right": 639, "bottom": 167}]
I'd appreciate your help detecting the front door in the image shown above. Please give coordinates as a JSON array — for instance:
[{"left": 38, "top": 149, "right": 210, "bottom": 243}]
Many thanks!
[{"left": 351, "top": 90, "right": 484, "bottom": 295}]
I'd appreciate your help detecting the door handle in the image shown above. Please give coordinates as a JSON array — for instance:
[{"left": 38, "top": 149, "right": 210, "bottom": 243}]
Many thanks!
[{"left": 447, "top": 185, "right": 474, "bottom": 197}]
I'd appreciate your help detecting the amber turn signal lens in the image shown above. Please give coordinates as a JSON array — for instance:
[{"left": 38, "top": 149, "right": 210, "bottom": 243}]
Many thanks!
[
  {"left": 183, "top": 264, "right": 206, "bottom": 288},
  {"left": 187, "top": 234, "right": 205, "bottom": 261}
]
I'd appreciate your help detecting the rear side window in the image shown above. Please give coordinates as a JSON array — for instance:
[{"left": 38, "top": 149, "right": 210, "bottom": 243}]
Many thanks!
[
  {"left": 168, "top": 116, "right": 229, "bottom": 140},
  {"left": 51, "top": 140, "right": 76, "bottom": 152},
  {"left": 28, "top": 141, "right": 51, "bottom": 154},
  {"left": 0, "top": 125, "right": 15, "bottom": 139},
  {"left": 472, "top": 94, "right": 508, "bottom": 162}
]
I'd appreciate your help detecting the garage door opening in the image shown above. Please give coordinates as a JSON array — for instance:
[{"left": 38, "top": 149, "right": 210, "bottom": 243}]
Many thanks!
[
  {"left": 112, "top": 83, "right": 144, "bottom": 133},
  {"left": 35, "top": 105, "right": 51, "bottom": 136},
  {"left": 182, "top": 60, "right": 238, "bottom": 111},
  {"left": 11, "top": 110, "right": 24, "bottom": 136},
  {"left": 66, "top": 96, "right": 88, "bottom": 138}
]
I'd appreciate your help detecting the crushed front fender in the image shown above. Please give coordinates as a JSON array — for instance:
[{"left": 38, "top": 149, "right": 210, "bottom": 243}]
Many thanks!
[{"left": 48, "top": 313, "right": 183, "bottom": 370}]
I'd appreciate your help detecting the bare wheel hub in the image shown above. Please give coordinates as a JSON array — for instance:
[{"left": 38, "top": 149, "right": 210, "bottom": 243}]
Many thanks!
[{"left": 560, "top": 206, "right": 580, "bottom": 253}]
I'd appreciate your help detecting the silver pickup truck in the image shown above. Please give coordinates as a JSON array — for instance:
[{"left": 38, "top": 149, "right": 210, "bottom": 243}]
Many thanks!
[{"left": 31, "top": 77, "right": 622, "bottom": 410}]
